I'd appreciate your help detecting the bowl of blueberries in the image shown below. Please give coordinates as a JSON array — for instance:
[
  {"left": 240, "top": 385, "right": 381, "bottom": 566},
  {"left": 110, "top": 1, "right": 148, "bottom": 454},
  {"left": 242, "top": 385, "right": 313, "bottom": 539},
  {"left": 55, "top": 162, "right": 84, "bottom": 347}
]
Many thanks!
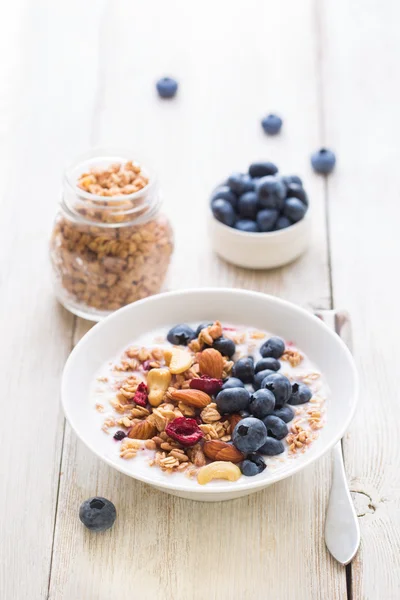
[{"left": 209, "top": 161, "right": 310, "bottom": 269}]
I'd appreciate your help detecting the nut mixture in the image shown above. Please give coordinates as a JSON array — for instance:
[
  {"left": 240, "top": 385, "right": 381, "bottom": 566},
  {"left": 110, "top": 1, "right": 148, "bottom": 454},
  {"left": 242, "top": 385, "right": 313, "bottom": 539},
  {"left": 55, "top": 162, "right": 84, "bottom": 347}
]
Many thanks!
[
  {"left": 50, "top": 160, "right": 173, "bottom": 314},
  {"left": 94, "top": 322, "right": 327, "bottom": 485}
]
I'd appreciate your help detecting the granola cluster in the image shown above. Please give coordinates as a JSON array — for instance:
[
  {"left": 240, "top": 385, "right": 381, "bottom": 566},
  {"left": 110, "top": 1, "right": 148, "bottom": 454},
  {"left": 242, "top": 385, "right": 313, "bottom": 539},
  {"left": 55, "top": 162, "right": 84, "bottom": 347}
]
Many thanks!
[{"left": 50, "top": 160, "right": 173, "bottom": 315}]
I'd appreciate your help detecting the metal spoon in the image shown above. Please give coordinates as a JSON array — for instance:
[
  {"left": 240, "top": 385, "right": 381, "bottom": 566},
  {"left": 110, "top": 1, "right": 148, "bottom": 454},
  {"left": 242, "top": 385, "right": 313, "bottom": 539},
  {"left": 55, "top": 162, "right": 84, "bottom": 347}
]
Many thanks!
[{"left": 315, "top": 309, "right": 360, "bottom": 565}]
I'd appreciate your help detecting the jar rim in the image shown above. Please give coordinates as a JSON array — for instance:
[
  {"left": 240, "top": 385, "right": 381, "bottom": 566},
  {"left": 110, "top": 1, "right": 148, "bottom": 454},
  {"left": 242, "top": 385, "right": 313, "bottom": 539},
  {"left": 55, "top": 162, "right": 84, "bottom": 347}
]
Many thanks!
[{"left": 63, "top": 147, "right": 157, "bottom": 203}]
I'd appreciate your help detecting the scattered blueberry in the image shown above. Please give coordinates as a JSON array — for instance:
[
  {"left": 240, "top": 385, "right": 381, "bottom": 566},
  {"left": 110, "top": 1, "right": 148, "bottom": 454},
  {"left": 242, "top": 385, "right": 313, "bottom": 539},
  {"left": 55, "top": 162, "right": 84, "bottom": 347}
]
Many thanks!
[
  {"left": 256, "top": 209, "right": 279, "bottom": 232},
  {"left": 113, "top": 430, "right": 126, "bottom": 441},
  {"left": 213, "top": 337, "right": 236, "bottom": 357},
  {"left": 222, "top": 377, "right": 245, "bottom": 390},
  {"left": 241, "top": 454, "right": 267, "bottom": 476},
  {"left": 256, "top": 176, "right": 286, "bottom": 210},
  {"left": 210, "top": 185, "right": 238, "bottom": 209},
  {"left": 167, "top": 324, "right": 196, "bottom": 345},
  {"left": 258, "top": 436, "right": 285, "bottom": 456},
  {"left": 79, "top": 497, "right": 116, "bottom": 532},
  {"left": 232, "top": 357, "right": 254, "bottom": 383},
  {"left": 260, "top": 337, "right": 285, "bottom": 359},
  {"left": 216, "top": 387, "right": 250, "bottom": 413},
  {"left": 249, "top": 389, "right": 275, "bottom": 419},
  {"left": 227, "top": 173, "right": 253, "bottom": 195},
  {"left": 288, "top": 382, "right": 313, "bottom": 405},
  {"left": 311, "top": 148, "right": 336, "bottom": 174},
  {"left": 232, "top": 417, "right": 268, "bottom": 453},
  {"left": 283, "top": 198, "right": 307, "bottom": 223},
  {"left": 235, "top": 219, "right": 259, "bottom": 233},
  {"left": 275, "top": 216, "right": 292, "bottom": 230},
  {"left": 282, "top": 175, "right": 303, "bottom": 187},
  {"left": 263, "top": 415, "right": 288, "bottom": 440},
  {"left": 261, "top": 114, "right": 283, "bottom": 135},
  {"left": 253, "top": 369, "right": 275, "bottom": 390},
  {"left": 195, "top": 322, "right": 213, "bottom": 336},
  {"left": 255, "top": 357, "right": 280, "bottom": 373},
  {"left": 249, "top": 162, "right": 278, "bottom": 178},
  {"left": 156, "top": 77, "right": 178, "bottom": 98},
  {"left": 211, "top": 198, "right": 236, "bottom": 226},
  {"left": 261, "top": 373, "right": 292, "bottom": 408},
  {"left": 273, "top": 405, "right": 295, "bottom": 423},
  {"left": 285, "top": 183, "right": 309, "bottom": 207},
  {"left": 238, "top": 191, "right": 258, "bottom": 219}
]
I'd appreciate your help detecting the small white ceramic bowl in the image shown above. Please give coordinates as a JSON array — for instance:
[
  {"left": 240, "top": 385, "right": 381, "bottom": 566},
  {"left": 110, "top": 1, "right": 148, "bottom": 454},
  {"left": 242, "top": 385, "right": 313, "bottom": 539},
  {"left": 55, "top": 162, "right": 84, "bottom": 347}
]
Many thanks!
[
  {"left": 62, "top": 289, "right": 358, "bottom": 502},
  {"left": 209, "top": 212, "right": 310, "bottom": 269}
]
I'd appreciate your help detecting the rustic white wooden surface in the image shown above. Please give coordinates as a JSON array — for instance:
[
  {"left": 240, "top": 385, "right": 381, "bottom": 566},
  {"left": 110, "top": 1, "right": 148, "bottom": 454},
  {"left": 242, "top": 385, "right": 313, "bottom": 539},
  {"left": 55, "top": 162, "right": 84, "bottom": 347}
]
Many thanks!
[{"left": 0, "top": 0, "right": 398, "bottom": 598}]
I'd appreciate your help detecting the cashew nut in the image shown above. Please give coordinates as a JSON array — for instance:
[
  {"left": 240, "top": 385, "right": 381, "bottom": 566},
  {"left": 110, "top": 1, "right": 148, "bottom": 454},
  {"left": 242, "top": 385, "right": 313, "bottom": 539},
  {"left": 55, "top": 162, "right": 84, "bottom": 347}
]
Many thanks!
[
  {"left": 147, "top": 367, "right": 171, "bottom": 407},
  {"left": 197, "top": 461, "right": 242, "bottom": 485}
]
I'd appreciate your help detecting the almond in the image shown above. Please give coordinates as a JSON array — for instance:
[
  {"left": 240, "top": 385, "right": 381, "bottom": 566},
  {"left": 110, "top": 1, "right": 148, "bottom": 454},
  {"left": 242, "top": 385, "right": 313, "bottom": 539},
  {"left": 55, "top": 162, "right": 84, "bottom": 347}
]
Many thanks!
[
  {"left": 229, "top": 413, "right": 243, "bottom": 433},
  {"left": 203, "top": 440, "right": 244, "bottom": 463},
  {"left": 128, "top": 419, "right": 157, "bottom": 439},
  {"left": 166, "top": 388, "right": 211, "bottom": 408},
  {"left": 197, "top": 348, "right": 224, "bottom": 379}
]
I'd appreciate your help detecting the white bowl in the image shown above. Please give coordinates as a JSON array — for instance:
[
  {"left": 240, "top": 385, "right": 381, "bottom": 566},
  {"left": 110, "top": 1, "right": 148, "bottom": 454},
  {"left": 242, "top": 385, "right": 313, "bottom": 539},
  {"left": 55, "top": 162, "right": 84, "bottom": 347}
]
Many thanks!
[
  {"left": 209, "top": 212, "right": 310, "bottom": 269},
  {"left": 62, "top": 289, "right": 358, "bottom": 502}
]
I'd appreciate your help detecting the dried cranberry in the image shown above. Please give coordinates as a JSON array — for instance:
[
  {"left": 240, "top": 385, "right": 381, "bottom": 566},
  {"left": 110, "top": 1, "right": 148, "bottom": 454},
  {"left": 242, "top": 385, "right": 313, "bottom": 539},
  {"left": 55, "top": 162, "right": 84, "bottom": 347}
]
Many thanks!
[
  {"left": 142, "top": 360, "right": 152, "bottom": 371},
  {"left": 113, "top": 430, "right": 126, "bottom": 441},
  {"left": 190, "top": 376, "right": 223, "bottom": 395},
  {"left": 223, "top": 326, "right": 236, "bottom": 331},
  {"left": 165, "top": 417, "right": 204, "bottom": 447},
  {"left": 133, "top": 382, "right": 148, "bottom": 407}
]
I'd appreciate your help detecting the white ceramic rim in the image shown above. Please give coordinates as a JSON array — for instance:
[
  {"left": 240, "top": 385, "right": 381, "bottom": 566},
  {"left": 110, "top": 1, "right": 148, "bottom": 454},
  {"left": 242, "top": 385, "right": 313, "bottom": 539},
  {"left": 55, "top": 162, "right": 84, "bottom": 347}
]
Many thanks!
[
  {"left": 61, "top": 288, "right": 359, "bottom": 495},
  {"left": 209, "top": 208, "right": 310, "bottom": 238}
]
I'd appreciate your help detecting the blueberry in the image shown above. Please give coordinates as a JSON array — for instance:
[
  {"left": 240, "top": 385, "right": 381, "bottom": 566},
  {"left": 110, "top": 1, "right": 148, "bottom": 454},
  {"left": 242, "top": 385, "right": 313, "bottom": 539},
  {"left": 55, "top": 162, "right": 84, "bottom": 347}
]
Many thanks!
[
  {"left": 232, "top": 357, "right": 254, "bottom": 383},
  {"left": 210, "top": 185, "right": 238, "bottom": 209},
  {"left": 238, "top": 191, "right": 258, "bottom": 219},
  {"left": 248, "top": 162, "right": 278, "bottom": 178},
  {"left": 167, "top": 324, "right": 196, "bottom": 345},
  {"left": 273, "top": 405, "right": 295, "bottom": 423},
  {"left": 213, "top": 336, "right": 236, "bottom": 357},
  {"left": 258, "top": 437, "right": 285, "bottom": 456},
  {"left": 255, "top": 358, "right": 280, "bottom": 373},
  {"left": 239, "top": 410, "right": 251, "bottom": 418},
  {"left": 79, "top": 497, "right": 116, "bottom": 532},
  {"left": 156, "top": 77, "right": 178, "bottom": 98},
  {"left": 241, "top": 454, "right": 267, "bottom": 476},
  {"left": 216, "top": 387, "right": 250, "bottom": 413},
  {"left": 256, "top": 176, "right": 286, "bottom": 210},
  {"left": 249, "top": 389, "right": 275, "bottom": 419},
  {"left": 261, "top": 373, "right": 292, "bottom": 408},
  {"left": 222, "top": 377, "right": 245, "bottom": 390},
  {"left": 253, "top": 369, "right": 275, "bottom": 390},
  {"left": 262, "top": 415, "right": 288, "bottom": 440},
  {"left": 275, "top": 216, "right": 292, "bottom": 230},
  {"left": 113, "top": 430, "right": 126, "bottom": 441},
  {"left": 261, "top": 114, "right": 283, "bottom": 135},
  {"left": 256, "top": 209, "right": 279, "bottom": 232},
  {"left": 227, "top": 173, "right": 254, "bottom": 195},
  {"left": 260, "top": 337, "right": 285, "bottom": 359},
  {"left": 235, "top": 219, "right": 259, "bottom": 233},
  {"left": 283, "top": 198, "right": 307, "bottom": 223},
  {"left": 211, "top": 198, "right": 236, "bottom": 227},
  {"left": 232, "top": 417, "right": 268, "bottom": 453},
  {"left": 285, "top": 183, "right": 309, "bottom": 207},
  {"left": 288, "top": 382, "right": 313, "bottom": 405},
  {"left": 195, "top": 322, "right": 213, "bottom": 336},
  {"left": 282, "top": 175, "right": 303, "bottom": 187},
  {"left": 311, "top": 148, "right": 336, "bottom": 174}
]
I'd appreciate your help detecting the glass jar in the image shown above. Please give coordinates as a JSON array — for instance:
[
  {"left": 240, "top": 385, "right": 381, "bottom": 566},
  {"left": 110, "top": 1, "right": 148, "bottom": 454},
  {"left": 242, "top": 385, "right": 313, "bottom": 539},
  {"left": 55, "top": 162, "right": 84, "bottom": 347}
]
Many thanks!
[{"left": 50, "top": 150, "right": 174, "bottom": 321}]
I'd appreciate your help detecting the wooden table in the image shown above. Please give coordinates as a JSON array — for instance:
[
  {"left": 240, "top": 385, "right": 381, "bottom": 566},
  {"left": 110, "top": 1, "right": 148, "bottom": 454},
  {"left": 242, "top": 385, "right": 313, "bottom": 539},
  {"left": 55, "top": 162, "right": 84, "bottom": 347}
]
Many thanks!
[{"left": 1, "top": 1, "right": 399, "bottom": 598}]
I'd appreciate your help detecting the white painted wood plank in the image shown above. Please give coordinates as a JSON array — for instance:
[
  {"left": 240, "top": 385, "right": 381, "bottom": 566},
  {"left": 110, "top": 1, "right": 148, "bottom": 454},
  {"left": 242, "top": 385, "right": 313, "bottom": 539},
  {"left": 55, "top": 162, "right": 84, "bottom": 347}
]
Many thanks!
[
  {"left": 0, "top": 1, "right": 106, "bottom": 598},
  {"left": 322, "top": 1, "right": 400, "bottom": 598},
  {"left": 48, "top": 1, "right": 345, "bottom": 599}
]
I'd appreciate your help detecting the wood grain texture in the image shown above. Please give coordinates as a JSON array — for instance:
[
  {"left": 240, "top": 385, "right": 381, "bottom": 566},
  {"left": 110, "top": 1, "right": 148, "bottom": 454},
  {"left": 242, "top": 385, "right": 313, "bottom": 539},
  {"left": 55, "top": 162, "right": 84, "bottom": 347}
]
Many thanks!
[
  {"left": 47, "top": 1, "right": 345, "bottom": 599},
  {"left": 0, "top": 0, "right": 107, "bottom": 599},
  {"left": 322, "top": 1, "right": 400, "bottom": 598}
]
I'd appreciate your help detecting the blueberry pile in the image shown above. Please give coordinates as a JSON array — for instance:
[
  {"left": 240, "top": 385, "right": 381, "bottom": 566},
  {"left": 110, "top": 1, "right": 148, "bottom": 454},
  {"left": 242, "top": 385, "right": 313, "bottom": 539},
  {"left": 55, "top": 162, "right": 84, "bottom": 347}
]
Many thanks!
[{"left": 210, "top": 162, "right": 308, "bottom": 233}]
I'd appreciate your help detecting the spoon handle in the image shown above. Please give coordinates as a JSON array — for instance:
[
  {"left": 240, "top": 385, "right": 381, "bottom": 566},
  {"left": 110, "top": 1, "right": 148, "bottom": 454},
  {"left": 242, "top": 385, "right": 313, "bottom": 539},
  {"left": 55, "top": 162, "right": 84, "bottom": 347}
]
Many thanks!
[{"left": 315, "top": 309, "right": 360, "bottom": 565}]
